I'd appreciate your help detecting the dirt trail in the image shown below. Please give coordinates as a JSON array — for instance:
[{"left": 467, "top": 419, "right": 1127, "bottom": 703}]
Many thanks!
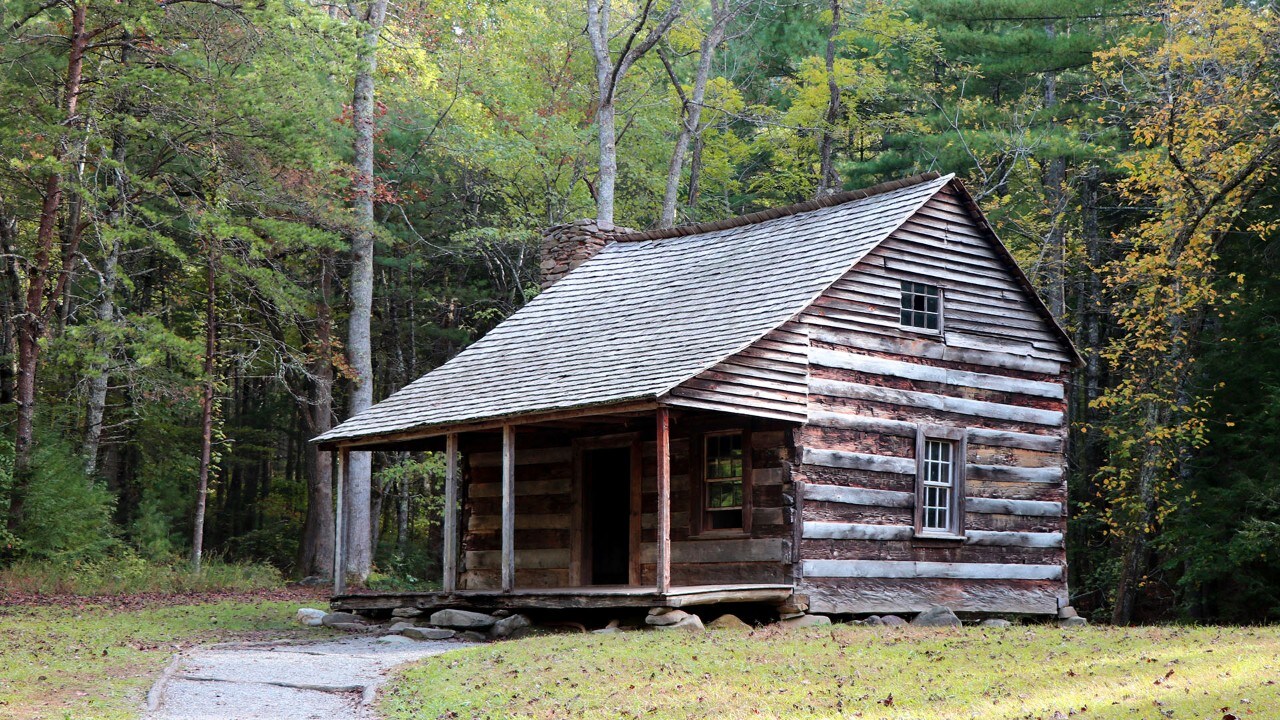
[{"left": 144, "top": 635, "right": 466, "bottom": 720}]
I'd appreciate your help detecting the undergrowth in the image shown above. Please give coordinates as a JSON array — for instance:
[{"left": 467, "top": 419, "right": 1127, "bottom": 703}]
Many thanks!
[{"left": 0, "top": 555, "right": 282, "bottom": 597}]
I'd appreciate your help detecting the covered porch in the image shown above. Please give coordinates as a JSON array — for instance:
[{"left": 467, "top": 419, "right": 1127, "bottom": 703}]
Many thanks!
[{"left": 321, "top": 401, "right": 799, "bottom": 612}]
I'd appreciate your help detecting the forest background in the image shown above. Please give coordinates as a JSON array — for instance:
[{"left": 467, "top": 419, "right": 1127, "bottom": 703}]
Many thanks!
[{"left": 2, "top": 0, "right": 1279, "bottom": 625}]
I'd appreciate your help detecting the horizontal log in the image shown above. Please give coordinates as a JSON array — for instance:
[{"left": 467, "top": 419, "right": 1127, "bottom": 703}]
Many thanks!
[
  {"left": 967, "top": 464, "right": 1063, "bottom": 484},
  {"left": 802, "top": 483, "right": 915, "bottom": 508},
  {"left": 810, "top": 348, "right": 1064, "bottom": 399},
  {"left": 803, "top": 413, "right": 1066, "bottom": 453},
  {"left": 966, "top": 426, "right": 1063, "bottom": 453},
  {"left": 753, "top": 467, "right": 786, "bottom": 486},
  {"left": 641, "top": 511, "right": 691, "bottom": 531},
  {"left": 753, "top": 507, "right": 785, "bottom": 527},
  {"left": 811, "top": 327, "right": 1062, "bottom": 375},
  {"left": 469, "top": 446, "right": 571, "bottom": 468},
  {"left": 964, "top": 530, "right": 1064, "bottom": 548},
  {"left": 807, "top": 409, "right": 917, "bottom": 437},
  {"left": 801, "top": 577, "right": 1063, "bottom": 614},
  {"left": 800, "top": 447, "right": 915, "bottom": 475},
  {"left": 966, "top": 497, "right": 1063, "bottom": 517},
  {"left": 802, "top": 499, "right": 913, "bottom": 526},
  {"left": 966, "top": 479, "right": 1063, "bottom": 502},
  {"left": 801, "top": 523, "right": 1062, "bottom": 548},
  {"left": 639, "top": 538, "right": 791, "bottom": 564},
  {"left": 469, "top": 477, "right": 571, "bottom": 498},
  {"left": 802, "top": 521, "right": 913, "bottom": 541},
  {"left": 811, "top": 378, "right": 1063, "bottom": 426},
  {"left": 465, "top": 548, "right": 570, "bottom": 570},
  {"left": 802, "top": 559, "right": 1063, "bottom": 581},
  {"left": 467, "top": 514, "right": 571, "bottom": 531}
]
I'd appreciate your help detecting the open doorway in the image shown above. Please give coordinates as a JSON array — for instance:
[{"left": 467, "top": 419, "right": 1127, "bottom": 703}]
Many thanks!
[{"left": 581, "top": 445, "right": 633, "bottom": 586}]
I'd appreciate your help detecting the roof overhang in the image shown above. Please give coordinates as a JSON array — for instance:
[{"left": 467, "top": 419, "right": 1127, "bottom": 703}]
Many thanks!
[{"left": 314, "top": 398, "right": 662, "bottom": 451}]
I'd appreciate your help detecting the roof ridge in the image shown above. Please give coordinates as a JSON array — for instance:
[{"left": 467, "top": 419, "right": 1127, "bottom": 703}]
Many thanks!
[{"left": 613, "top": 171, "right": 944, "bottom": 244}]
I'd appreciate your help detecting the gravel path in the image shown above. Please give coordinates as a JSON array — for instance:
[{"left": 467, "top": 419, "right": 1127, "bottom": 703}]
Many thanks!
[{"left": 144, "top": 635, "right": 469, "bottom": 720}]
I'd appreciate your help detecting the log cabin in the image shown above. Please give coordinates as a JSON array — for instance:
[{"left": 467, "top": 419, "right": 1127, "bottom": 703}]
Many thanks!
[{"left": 316, "top": 172, "right": 1082, "bottom": 617}]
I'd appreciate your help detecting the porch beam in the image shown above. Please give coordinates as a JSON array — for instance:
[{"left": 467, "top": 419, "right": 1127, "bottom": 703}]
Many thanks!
[
  {"left": 443, "top": 433, "right": 459, "bottom": 592},
  {"left": 315, "top": 400, "right": 661, "bottom": 451},
  {"left": 656, "top": 407, "right": 671, "bottom": 594},
  {"left": 333, "top": 447, "right": 347, "bottom": 597},
  {"left": 501, "top": 425, "right": 516, "bottom": 592}
]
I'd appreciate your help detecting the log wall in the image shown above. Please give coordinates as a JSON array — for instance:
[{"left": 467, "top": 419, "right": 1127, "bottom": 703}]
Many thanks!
[
  {"left": 458, "top": 417, "right": 794, "bottom": 590},
  {"left": 790, "top": 187, "right": 1072, "bottom": 615}
]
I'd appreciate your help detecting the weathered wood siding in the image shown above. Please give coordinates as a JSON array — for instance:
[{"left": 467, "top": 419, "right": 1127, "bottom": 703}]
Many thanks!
[
  {"left": 791, "top": 187, "right": 1072, "bottom": 614},
  {"left": 458, "top": 419, "right": 794, "bottom": 590},
  {"left": 460, "top": 431, "right": 574, "bottom": 589},
  {"left": 639, "top": 424, "right": 794, "bottom": 585},
  {"left": 665, "top": 322, "right": 810, "bottom": 422}
]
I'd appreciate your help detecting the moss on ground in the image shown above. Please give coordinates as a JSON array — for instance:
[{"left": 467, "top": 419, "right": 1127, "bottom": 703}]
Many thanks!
[
  {"left": 0, "top": 594, "right": 319, "bottom": 719},
  {"left": 381, "top": 622, "right": 1280, "bottom": 719}
]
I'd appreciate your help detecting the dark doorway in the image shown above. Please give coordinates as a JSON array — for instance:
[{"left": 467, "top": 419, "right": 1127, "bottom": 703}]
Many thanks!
[{"left": 583, "top": 446, "right": 632, "bottom": 585}]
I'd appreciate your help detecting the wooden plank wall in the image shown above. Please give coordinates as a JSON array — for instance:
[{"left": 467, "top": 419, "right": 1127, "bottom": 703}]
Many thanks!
[
  {"left": 792, "top": 187, "right": 1071, "bottom": 615},
  {"left": 460, "top": 430, "right": 574, "bottom": 589},
  {"left": 638, "top": 424, "right": 793, "bottom": 586},
  {"left": 665, "top": 322, "right": 810, "bottom": 422},
  {"left": 458, "top": 419, "right": 794, "bottom": 590}
]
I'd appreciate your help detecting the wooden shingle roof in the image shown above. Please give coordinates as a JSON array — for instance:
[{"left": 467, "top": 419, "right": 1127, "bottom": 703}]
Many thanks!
[{"left": 315, "top": 173, "right": 953, "bottom": 447}]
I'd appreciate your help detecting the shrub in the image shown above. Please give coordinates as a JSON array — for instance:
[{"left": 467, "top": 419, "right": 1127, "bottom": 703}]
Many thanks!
[{"left": 14, "top": 433, "right": 119, "bottom": 563}]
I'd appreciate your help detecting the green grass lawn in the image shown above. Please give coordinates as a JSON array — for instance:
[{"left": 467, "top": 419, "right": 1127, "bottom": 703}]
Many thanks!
[
  {"left": 0, "top": 592, "right": 322, "bottom": 720},
  {"left": 382, "top": 622, "right": 1279, "bottom": 719}
]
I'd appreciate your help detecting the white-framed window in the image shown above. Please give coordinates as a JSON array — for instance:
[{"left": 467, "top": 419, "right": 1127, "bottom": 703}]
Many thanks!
[
  {"left": 915, "top": 426, "right": 966, "bottom": 537},
  {"left": 900, "top": 280, "right": 942, "bottom": 331},
  {"left": 921, "top": 440, "right": 955, "bottom": 532}
]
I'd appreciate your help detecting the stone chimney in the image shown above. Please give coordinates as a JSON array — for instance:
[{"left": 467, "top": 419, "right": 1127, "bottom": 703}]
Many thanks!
[{"left": 539, "top": 219, "right": 637, "bottom": 289}]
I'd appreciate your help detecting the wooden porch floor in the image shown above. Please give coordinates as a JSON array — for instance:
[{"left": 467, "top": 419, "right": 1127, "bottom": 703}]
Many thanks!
[{"left": 332, "top": 583, "right": 794, "bottom": 612}]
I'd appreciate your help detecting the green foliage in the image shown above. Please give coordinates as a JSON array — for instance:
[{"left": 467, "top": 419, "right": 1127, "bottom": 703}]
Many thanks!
[{"left": 11, "top": 431, "right": 118, "bottom": 563}]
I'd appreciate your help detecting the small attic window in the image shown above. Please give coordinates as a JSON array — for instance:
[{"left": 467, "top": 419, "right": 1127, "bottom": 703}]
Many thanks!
[{"left": 900, "top": 280, "right": 941, "bottom": 331}]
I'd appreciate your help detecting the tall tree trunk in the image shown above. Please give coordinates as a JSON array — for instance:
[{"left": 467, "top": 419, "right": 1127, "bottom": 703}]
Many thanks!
[
  {"left": 0, "top": 217, "right": 19, "bottom": 406},
  {"left": 192, "top": 241, "right": 218, "bottom": 572},
  {"left": 84, "top": 238, "right": 119, "bottom": 477},
  {"left": 343, "top": 0, "right": 389, "bottom": 583},
  {"left": 587, "top": 0, "right": 685, "bottom": 230},
  {"left": 658, "top": 2, "right": 733, "bottom": 229},
  {"left": 298, "top": 250, "right": 335, "bottom": 579},
  {"left": 815, "top": 0, "right": 841, "bottom": 196},
  {"left": 686, "top": 134, "right": 704, "bottom": 210},
  {"left": 9, "top": 2, "right": 88, "bottom": 531},
  {"left": 396, "top": 466, "right": 409, "bottom": 556},
  {"left": 86, "top": 46, "right": 132, "bottom": 475},
  {"left": 595, "top": 89, "right": 619, "bottom": 230},
  {"left": 1111, "top": 402, "right": 1165, "bottom": 625}
]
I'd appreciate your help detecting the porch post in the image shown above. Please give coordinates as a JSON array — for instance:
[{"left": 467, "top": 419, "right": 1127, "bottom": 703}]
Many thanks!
[
  {"left": 442, "top": 432, "right": 459, "bottom": 592},
  {"left": 501, "top": 425, "right": 515, "bottom": 592},
  {"left": 655, "top": 407, "right": 671, "bottom": 594},
  {"left": 333, "top": 447, "right": 347, "bottom": 597}
]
